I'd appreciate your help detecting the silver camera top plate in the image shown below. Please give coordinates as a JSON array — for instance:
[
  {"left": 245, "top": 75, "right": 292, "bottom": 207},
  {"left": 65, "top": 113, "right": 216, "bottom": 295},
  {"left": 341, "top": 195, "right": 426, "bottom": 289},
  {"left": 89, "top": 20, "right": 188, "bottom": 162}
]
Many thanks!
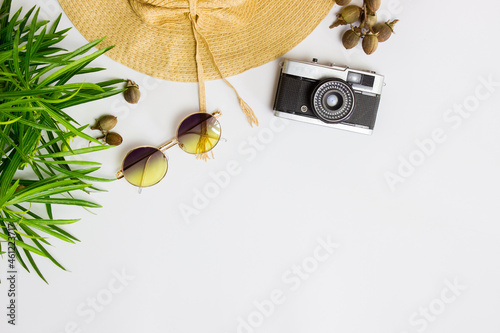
[{"left": 281, "top": 59, "right": 384, "bottom": 96}]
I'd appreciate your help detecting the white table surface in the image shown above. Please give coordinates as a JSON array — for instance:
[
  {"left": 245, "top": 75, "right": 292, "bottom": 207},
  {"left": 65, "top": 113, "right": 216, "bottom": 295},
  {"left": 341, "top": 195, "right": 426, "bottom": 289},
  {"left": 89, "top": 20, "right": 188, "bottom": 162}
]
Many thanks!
[{"left": 2, "top": 0, "right": 500, "bottom": 332}]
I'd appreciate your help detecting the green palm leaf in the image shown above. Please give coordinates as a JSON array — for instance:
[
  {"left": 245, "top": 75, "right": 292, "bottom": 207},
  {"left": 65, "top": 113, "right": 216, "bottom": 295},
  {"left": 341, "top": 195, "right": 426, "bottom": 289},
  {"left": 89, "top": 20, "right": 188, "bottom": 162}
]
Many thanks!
[{"left": 1, "top": 0, "right": 126, "bottom": 282}]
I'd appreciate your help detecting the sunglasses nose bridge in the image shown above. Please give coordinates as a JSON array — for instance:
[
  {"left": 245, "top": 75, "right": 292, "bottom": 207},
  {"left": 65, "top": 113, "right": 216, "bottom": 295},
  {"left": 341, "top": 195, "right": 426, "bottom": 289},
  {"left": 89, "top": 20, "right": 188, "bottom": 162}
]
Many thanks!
[{"left": 158, "top": 138, "right": 179, "bottom": 152}]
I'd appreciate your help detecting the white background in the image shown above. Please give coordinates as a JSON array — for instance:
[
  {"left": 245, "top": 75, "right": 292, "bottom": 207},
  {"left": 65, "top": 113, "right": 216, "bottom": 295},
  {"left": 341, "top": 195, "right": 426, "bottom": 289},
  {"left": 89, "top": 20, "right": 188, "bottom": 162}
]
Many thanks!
[{"left": 2, "top": 0, "right": 500, "bottom": 332}]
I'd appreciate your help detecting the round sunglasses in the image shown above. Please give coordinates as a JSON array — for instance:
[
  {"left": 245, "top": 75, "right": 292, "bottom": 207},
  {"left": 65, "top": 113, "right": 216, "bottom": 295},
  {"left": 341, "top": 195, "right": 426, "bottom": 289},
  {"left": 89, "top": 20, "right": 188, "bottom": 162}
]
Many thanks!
[{"left": 116, "top": 111, "right": 222, "bottom": 187}]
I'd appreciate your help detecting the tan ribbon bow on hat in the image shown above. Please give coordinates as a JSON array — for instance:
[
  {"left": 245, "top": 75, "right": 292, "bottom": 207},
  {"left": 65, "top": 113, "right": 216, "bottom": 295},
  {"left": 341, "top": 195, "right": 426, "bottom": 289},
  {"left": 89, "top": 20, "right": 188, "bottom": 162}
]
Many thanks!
[
  {"left": 129, "top": 0, "right": 256, "bottom": 31},
  {"left": 129, "top": 0, "right": 259, "bottom": 128}
]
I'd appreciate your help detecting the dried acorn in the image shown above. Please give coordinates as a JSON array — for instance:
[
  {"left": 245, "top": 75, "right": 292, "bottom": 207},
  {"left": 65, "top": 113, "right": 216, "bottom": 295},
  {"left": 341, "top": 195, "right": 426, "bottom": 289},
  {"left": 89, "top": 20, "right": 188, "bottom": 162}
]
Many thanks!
[
  {"left": 363, "top": 12, "right": 377, "bottom": 29},
  {"left": 330, "top": 5, "right": 362, "bottom": 28},
  {"left": 342, "top": 28, "right": 361, "bottom": 49},
  {"left": 104, "top": 132, "right": 123, "bottom": 146},
  {"left": 340, "top": 5, "right": 362, "bottom": 23},
  {"left": 362, "top": 33, "right": 379, "bottom": 55},
  {"left": 124, "top": 80, "right": 140, "bottom": 104},
  {"left": 91, "top": 115, "right": 117, "bottom": 132},
  {"left": 373, "top": 19, "right": 399, "bottom": 42},
  {"left": 335, "top": 0, "right": 352, "bottom": 5},
  {"left": 15, "top": 184, "right": 26, "bottom": 192},
  {"left": 364, "top": 0, "right": 381, "bottom": 12}
]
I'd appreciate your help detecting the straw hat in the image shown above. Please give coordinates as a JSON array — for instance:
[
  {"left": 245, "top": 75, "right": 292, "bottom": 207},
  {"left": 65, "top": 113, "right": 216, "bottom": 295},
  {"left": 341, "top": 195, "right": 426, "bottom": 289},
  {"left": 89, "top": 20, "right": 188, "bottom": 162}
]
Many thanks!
[{"left": 58, "top": 0, "right": 334, "bottom": 82}]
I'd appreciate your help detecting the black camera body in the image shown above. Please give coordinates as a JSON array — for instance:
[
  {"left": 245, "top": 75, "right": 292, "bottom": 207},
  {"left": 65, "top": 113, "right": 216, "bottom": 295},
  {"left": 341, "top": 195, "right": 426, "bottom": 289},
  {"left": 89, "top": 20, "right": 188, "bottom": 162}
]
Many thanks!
[{"left": 273, "top": 59, "right": 384, "bottom": 134}]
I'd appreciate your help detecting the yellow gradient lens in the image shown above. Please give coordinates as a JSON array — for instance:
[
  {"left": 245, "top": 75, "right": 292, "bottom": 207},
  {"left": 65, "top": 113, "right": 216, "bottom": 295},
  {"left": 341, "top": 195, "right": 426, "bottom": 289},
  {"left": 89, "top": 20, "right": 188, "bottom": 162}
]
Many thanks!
[
  {"left": 176, "top": 113, "right": 221, "bottom": 154},
  {"left": 122, "top": 147, "right": 168, "bottom": 187}
]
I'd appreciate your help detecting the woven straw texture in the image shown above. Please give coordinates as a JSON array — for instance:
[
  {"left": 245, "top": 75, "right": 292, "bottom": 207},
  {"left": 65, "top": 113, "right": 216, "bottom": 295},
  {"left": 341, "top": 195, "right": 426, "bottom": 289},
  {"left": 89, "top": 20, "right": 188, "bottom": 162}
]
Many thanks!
[{"left": 57, "top": 0, "right": 334, "bottom": 82}]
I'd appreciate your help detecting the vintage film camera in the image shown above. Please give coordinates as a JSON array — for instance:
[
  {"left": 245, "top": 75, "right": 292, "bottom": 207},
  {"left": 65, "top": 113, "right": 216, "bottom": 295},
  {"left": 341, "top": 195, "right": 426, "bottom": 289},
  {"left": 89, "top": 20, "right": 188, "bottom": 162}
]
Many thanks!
[{"left": 273, "top": 58, "right": 384, "bottom": 134}]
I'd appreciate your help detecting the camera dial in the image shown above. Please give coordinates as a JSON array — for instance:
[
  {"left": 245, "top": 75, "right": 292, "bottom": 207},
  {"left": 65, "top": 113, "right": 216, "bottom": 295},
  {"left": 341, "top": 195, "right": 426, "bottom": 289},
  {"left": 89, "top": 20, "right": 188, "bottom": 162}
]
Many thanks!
[{"left": 311, "top": 79, "right": 355, "bottom": 123}]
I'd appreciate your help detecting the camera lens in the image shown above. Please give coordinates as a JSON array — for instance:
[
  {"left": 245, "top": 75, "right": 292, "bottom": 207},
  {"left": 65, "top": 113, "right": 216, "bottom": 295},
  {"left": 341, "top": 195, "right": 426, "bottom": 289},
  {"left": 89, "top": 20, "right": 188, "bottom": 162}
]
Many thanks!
[
  {"left": 311, "top": 79, "right": 355, "bottom": 123},
  {"left": 323, "top": 92, "right": 343, "bottom": 111}
]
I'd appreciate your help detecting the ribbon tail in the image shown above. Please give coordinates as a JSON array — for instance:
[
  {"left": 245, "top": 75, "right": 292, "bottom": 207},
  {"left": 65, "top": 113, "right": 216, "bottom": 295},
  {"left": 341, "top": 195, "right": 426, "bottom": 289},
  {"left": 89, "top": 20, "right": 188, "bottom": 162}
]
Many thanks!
[
  {"left": 189, "top": 8, "right": 213, "bottom": 161},
  {"left": 192, "top": 24, "right": 260, "bottom": 127},
  {"left": 237, "top": 95, "right": 259, "bottom": 127},
  {"left": 189, "top": 15, "right": 207, "bottom": 113},
  {"left": 196, "top": 150, "right": 214, "bottom": 161}
]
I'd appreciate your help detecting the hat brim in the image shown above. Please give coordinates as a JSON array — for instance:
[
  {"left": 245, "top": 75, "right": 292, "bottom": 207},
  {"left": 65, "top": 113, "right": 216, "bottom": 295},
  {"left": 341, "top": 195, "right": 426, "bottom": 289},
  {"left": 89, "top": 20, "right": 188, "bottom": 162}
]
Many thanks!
[{"left": 58, "top": 0, "right": 334, "bottom": 82}]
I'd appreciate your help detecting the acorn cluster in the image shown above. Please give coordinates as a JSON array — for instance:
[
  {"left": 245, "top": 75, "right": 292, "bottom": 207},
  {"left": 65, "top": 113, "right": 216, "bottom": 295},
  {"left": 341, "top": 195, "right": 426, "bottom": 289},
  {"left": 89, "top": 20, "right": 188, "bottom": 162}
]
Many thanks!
[
  {"left": 91, "top": 115, "right": 123, "bottom": 146},
  {"left": 90, "top": 79, "right": 142, "bottom": 146},
  {"left": 330, "top": 0, "right": 398, "bottom": 55}
]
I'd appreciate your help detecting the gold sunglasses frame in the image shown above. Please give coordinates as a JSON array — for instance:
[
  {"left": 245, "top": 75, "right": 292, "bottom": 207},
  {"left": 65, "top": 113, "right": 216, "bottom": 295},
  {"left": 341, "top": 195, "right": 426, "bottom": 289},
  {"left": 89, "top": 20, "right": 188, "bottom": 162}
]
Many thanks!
[{"left": 116, "top": 111, "right": 222, "bottom": 184}]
